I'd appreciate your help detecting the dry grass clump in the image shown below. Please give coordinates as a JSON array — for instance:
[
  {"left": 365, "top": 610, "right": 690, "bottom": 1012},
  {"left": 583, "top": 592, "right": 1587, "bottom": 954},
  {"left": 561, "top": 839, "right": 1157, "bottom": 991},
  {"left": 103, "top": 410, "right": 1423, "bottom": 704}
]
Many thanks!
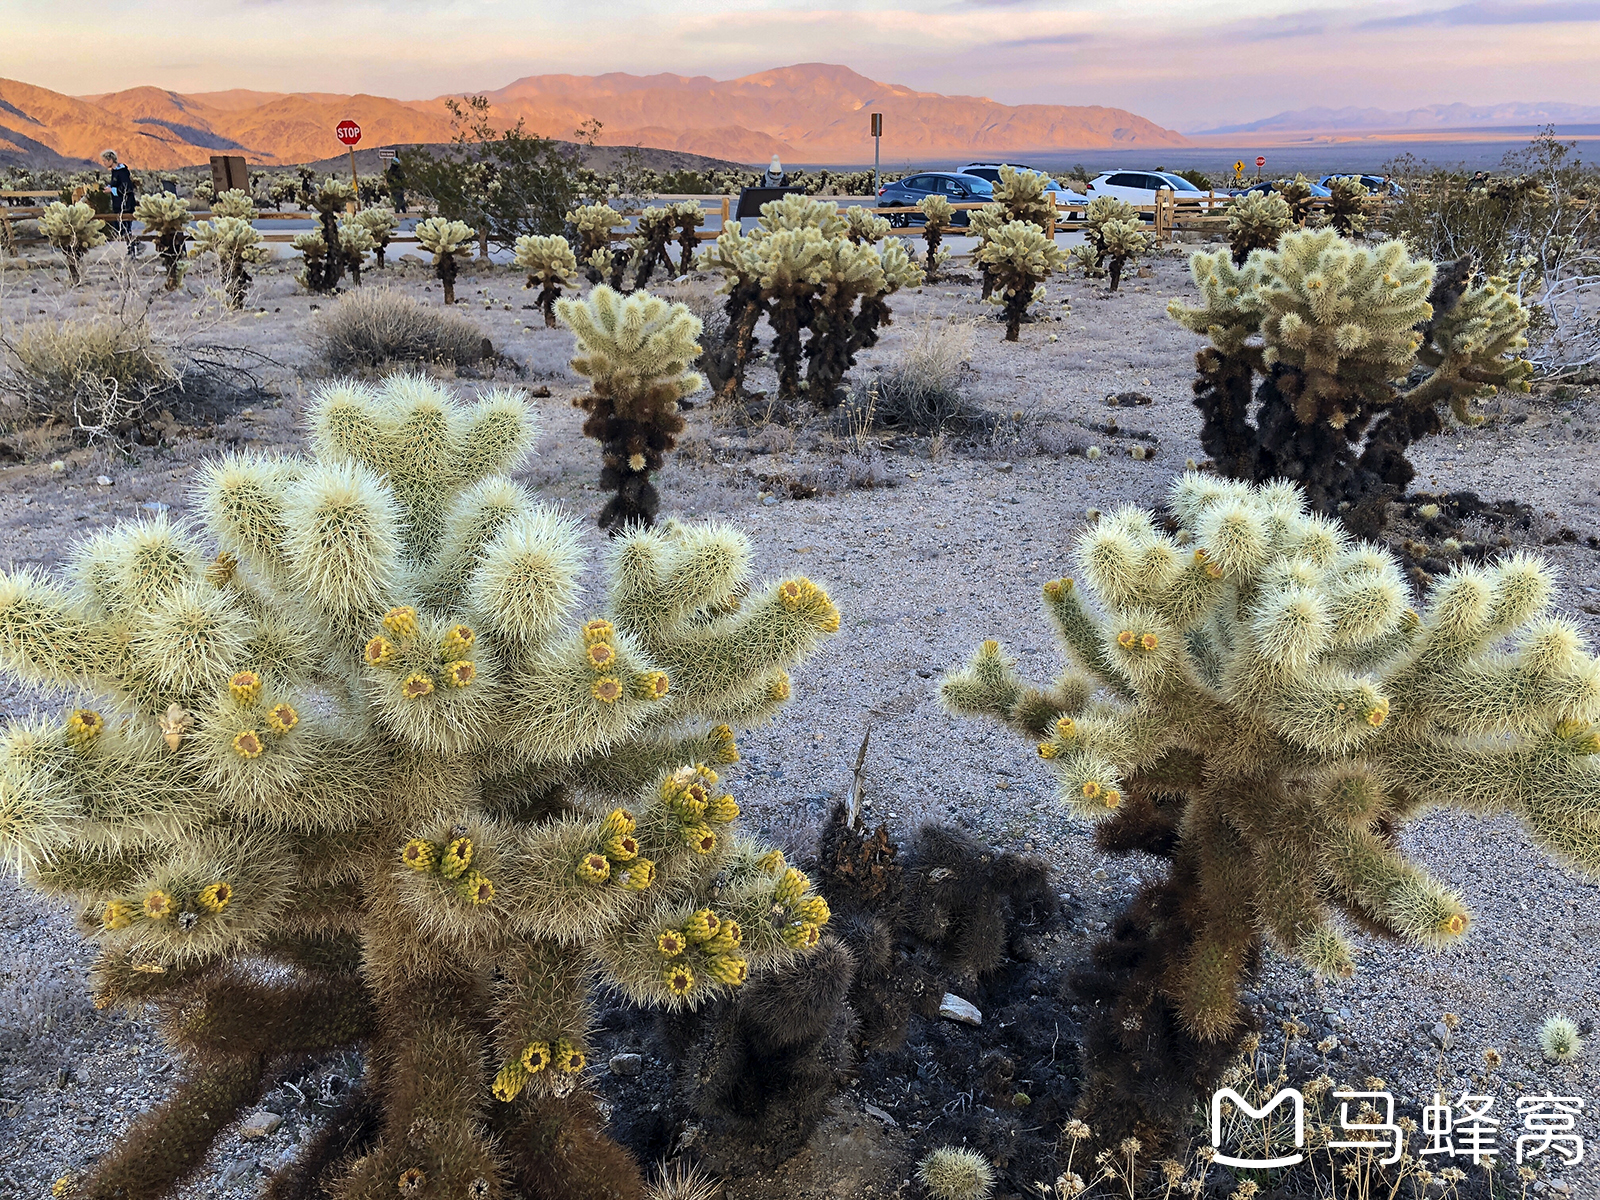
[
  {"left": 843, "top": 314, "right": 983, "bottom": 433},
  {"left": 312, "top": 286, "right": 490, "bottom": 372},
  {"left": 0, "top": 316, "right": 179, "bottom": 434}
]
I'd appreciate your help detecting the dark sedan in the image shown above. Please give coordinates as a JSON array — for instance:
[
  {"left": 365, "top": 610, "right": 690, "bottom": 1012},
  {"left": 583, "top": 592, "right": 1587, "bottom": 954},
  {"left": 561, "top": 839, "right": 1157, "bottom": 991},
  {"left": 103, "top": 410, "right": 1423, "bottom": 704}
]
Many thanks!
[{"left": 875, "top": 171, "right": 993, "bottom": 226}]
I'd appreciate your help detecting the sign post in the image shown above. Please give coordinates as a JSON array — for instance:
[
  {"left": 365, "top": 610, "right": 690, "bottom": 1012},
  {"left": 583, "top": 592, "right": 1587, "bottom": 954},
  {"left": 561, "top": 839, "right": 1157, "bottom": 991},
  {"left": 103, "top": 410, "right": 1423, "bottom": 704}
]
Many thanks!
[
  {"left": 337, "top": 120, "right": 362, "bottom": 205},
  {"left": 1255, "top": 154, "right": 1266, "bottom": 181},
  {"left": 870, "top": 112, "right": 883, "bottom": 196}
]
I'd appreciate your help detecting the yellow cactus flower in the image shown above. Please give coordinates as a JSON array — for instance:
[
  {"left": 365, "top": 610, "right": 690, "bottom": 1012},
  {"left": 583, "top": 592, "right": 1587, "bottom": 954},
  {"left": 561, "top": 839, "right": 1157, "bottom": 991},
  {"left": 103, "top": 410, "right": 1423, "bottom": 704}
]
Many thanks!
[
  {"left": 704, "top": 919, "right": 743, "bottom": 954},
  {"left": 521, "top": 1041, "right": 552, "bottom": 1073},
  {"left": 663, "top": 963, "right": 695, "bottom": 996},
  {"left": 1438, "top": 912, "right": 1468, "bottom": 938},
  {"left": 492, "top": 1060, "right": 528, "bottom": 1102},
  {"left": 1141, "top": 632, "right": 1159, "bottom": 651},
  {"left": 705, "top": 793, "right": 740, "bottom": 823},
  {"left": 1117, "top": 630, "right": 1136, "bottom": 649},
  {"left": 577, "top": 853, "right": 611, "bottom": 885},
  {"left": 440, "top": 837, "right": 473, "bottom": 879},
  {"left": 778, "top": 579, "right": 807, "bottom": 609},
  {"left": 65, "top": 708, "right": 104, "bottom": 748},
  {"left": 591, "top": 676, "right": 623, "bottom": 703},
  {"left": 1082, "top": 780, "right": 1102, "bottom": 800},
  {"left": 682, "top": 780, "right": 710, "bottom": 816},
  {"left": 617, "top": 858, "right": 655, "bottom": 890},
  {"left": 206, "top": 550, "right": 238, "bottom": 587},
  {"left": 143, "top": 890, "right": 174, "bottom": 920},
  {"left": 554, "top": 1039, "right": 585, "bottom": 1073},
  {"left": 982, "top": 638, "right": 1000, "bottom": 653},
  {"left": 1103, "top": 789, "right": 1123, "bottom": 809},
  {"left": 1037, "top": 742, "right": 1059, "bottom": 760},
  {"left": 458, "top": 871, "right": 495, "bottom": 906},
  {"left": 1056, "top": 716, "right": 1076, "bottom": 738},
  {"left": 1364, "top": 699, "right": 1390, "bottom": 727},
  {"left": 657, "top": 929, "right": 687, "bottom": 957},
  {"left": 586, "top": 641, "right": 617, "bottom": 670},
  {"left": 710, "top": 723, "right": 740, "bottom": 763},
  {"left": 817, "top": 603, "right": 841, "bottom": 634},
  {"left": 102, "top": 899, "right": 133, "bottom": 929},
  {"left": 197, "top": 882, "right": 233, "bottom": 913},
  {"left": 232, "top": 729, "right": 264, "bottom": 759},
  {"left": 707, "top": 955, "right": 750, "bottom": 986},
  {"left": 768, "top": 673, "right": 791, "bottom": 702},
  {"left": 382, "top": 606, "right": 418, "bottom": 639},
  {"left": 603, "top": 833, "right": 639, "bottom": 861},
  {"left": 265, "top": 702, "right": 298, "bottom": 734},
  {"left": 229, "top": 671, "right": 263, "bottom": 705},
  {"left": 401, "top": 673, "right": 435, "bottom": 700},
  {"left": 684, "top": 909, "right": 720, "bottom": 943},
  {"left": 402, "top": 839, "right": 437, "bottom": 872},
  {"left": 398, "top": 1166, "right": 426, "bottom": 1192},
  {"left": 441, "top": 623, "right": 476, "bottom": 660},
  {"left": 582, "top": 618, "right": 614, "bottom": 644},
  {"left": 601, "top": 807, "right": 636, "bottom": 837},
  {"left": 364, "top": 636, "right": 396, "bottom": 666},
  {"left": 797, "top": 895, "right": 831, "bottom": 925},
  {"left": 444, "top": 660, "right": 476, "bottom": 689},
  {"left": 684, "top": 824, "right": 717, "bottom": 855},
  {"left": 782, "top": 921, "right": 821, "bottom": 949},
  {"left": 757, "top": 849, "right": 786, "bottom": 874},
  {"left": 636, "top": 670, "right": 670, "bottom": 700},
  {"left": 774, "top": 866, "right": 810, "bottom": 905}
]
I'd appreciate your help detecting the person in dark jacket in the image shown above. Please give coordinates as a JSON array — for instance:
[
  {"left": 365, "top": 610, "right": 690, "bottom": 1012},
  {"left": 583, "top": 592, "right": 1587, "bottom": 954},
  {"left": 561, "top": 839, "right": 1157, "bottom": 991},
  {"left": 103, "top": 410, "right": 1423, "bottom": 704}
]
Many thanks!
[
  {"left": 761, "top": 155, "right": 787, "bottom": 188},
  {"left": 385, "top": 159, "right": 407, "bottom": 214},
  {"left": 101, "top": 149, "right": 137, "bottom": 252}
]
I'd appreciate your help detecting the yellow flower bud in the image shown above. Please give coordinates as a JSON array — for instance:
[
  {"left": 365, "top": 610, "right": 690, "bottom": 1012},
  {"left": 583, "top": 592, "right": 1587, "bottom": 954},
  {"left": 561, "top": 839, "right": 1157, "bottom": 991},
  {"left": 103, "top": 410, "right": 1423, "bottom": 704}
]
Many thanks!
[
  {"left": 1056, "top": 716, "right": 1076, "bottom": 738},
  {"left": 458, "top": 872, "right": 494, "bottom": 906},
  {"left": 402, "top": 839, "right": 437, "bottom": 872},
  {"left": 397, "top": 1166, "right": 426, "bottom": 1193},
  {"left": 443, "top": 660, "right": 476, "bottom": 689},
  {"left": 796, "top": 895, "right": 831, "bottom": 926},
  {"left": 228, "top": 671, "right": 262, "bottom": 705},
  {"left": 554, "top": 1039, "right": 585, "bottom": 1073},
  {"left": 440, "top": 837, "right": 473, "bottom": 880},
  {"left": 603, "top": 833, "right": 639, "bottom": 861},
  {"left": 684, "top": 824, "right": 717, "bottom": 855},
  {"left": 684, "top": 909, "right": 720, "bottom": 943},
  {"left": 1037, "top": 742, "right": 1059, "bottom": 760},
  {"left": 143, "top": 890, "right": 173, "bottom": 920},
  {"left": 492, "top": 1060, "right": 528, "bottom": 1102},
  {"left": 65, "top": 708, "right": 104, "bottom": 748},
  {"left": 1082, "top": 780, "right": 1102, "bottom": 800},
  {"left": 768, "top": 672, "right": 791, "bottom": 702},
  {"left": 636, "top": 670, "right": 670, "bottom": 700},
  {"left": 197, "top": 882, "right": 233, "bottom": 913},
  {"left": 577, "top": 853, "right": 611, "bottom": 885},
  {"left": 601, "top": 807, "right": 636, "bottom": 837},
  {"left": 582, "top": 618, "right": 614, "bottom": 644},
  {"left": 102, "top": 899, "right": 133, "bottom": 929},
  {"left": 364, "top": 636, "right": 396, "bottom": 666},
  {"left": 704, "top": 793, "right": 740, "bottom": 823},
  {"left": 703, "top": 919, "right": 743, "bottom": 954},
  {"left": 382, "top": 606, "right": 418, "bottom": 639},
  {"left": 231, "top": 729, "right": 264, "bottom": 759},
  {"left": 401, "top": 673, "right": 434, "bottom": 700},
  {"left": 521, "top": 1041, "right": 551, "bottom": 1073},
  {"left": 782, "top": 921, "right": 821, "bottom": 949},
  {"left": 1364, "top": 699, "right": 1390, "bottom": 728},
  {"left": 265, "top": 702, "right": 298, "bottom": 734},
  {"left": 586, "top": 641, "right": 617, "bottom": 670},
  {"left": 775, "top": 866, "right": 810, "bottom": 905},
  {"left": 617, "top": 858, "right": 654, "bottom": 890},
  {"left": 591, "top": 676, "right": 623, "bottom": 703},
  {"left": 441, "top": 623, "right": 476, "bottom": 660},
  {"left": 707, "top": 955, "right": 750, "bottom": 986},
  {"left": 710, "top": 723, "right": 740, "bottom": 764},
  {"left": 757, "top": 849, "right": 786, "bottom": 875},
  {"left": 657, "top": 930, "right": 687, "bottom": 957},
  {"left": 663, "top": 963, "right": 695, "bottom": 996}
]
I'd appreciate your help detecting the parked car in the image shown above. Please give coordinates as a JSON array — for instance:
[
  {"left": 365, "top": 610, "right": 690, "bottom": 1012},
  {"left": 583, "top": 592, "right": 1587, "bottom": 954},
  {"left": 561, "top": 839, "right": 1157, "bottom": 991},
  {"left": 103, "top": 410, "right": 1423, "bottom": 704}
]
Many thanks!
[
  {"left": 960, "top": 161, "right": 1088, "bottom": 210},
  {"left": 1085, "top": 170, "right": 1210, "bottom": 208},
  {"left": 876, "top": 171, "right": 993, "bottom": 226},
  {"left": 1242, "top": 178, "right": 1333, "bottom": 199},
  {"left": 1318, "top": 174, "right": 1405, "bottom": 196}
]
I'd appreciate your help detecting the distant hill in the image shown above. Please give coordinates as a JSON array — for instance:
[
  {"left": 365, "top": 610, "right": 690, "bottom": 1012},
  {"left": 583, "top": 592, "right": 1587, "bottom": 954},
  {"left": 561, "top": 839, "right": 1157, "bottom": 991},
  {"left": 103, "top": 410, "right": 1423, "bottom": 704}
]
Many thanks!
[
  {"left": 0, "top": 63, "right": 1187, "bottom": 171},
  {"left": 1198, "top": 101, "right": 1600, "bottom": 136}
]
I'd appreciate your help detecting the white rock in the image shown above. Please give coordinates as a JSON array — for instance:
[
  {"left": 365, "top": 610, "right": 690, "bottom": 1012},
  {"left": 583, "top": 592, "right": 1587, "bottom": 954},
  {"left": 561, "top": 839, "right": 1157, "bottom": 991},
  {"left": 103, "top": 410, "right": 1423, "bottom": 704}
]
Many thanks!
[
  {"left": 238, "top": 1109, "right": 283, "bottom": 1139},
  {"left": 862, "top": 1101, "right": 898, "bottom": 1126},
  {"left": 939, "top": 993, "right": 982, "bottom": 1026},
  {"left": 96, "top": 475, "right": 113, "bottom": 486}
]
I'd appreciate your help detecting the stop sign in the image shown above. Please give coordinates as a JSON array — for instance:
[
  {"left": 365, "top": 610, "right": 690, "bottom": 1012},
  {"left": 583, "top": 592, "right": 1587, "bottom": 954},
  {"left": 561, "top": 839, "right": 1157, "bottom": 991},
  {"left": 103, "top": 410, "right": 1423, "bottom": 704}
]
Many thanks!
[
  {"left": 1256, "top": 156, "right": 1266, "bottom": 168},
  {"left": 336, "top": 120, "right": 362, "bottom": 147}
]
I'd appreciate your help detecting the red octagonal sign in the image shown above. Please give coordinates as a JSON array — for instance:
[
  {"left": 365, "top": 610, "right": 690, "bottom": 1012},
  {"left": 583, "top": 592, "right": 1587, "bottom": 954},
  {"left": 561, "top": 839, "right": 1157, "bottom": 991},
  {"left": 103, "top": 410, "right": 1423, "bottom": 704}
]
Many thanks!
[{"left": 336, "top": 120, "right": 362, "bottom": 147}]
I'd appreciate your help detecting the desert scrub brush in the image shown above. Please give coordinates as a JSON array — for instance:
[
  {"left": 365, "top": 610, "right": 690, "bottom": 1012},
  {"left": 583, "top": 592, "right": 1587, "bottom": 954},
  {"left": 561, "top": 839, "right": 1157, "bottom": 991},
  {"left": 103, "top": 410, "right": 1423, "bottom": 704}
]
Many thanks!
[
  {"left": 188, "top": 216, "right": 268, "bottom": 310},
  {"left": 514, "top": 234, "right": 579, "bottom": 327},
  {"left": 414, "top": 216, "right": 476, "bottom": 304},
  {"left": 917, "top": 1147, "right": 995, "bottom": 1200},
  {"left": 0, "top": 372, "right": 841, "bottom": 1200},
  {"left": 39, "top": 200, "right": 106, "bottom": 286},
  {"left": 942, "top": 474, "right": 1600, "bottom": 1147},
  {"left": 132, "top": 192, "right": 191, "bottom": 290}
]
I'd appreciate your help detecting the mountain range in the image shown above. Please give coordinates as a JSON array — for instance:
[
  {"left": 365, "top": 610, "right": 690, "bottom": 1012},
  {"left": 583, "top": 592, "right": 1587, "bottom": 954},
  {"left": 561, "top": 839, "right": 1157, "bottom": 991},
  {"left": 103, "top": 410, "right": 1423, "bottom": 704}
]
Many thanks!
[
  {"left": 0, "top": 63, "right": 1187, "bottom": 171},
  {"left": 1197, "top": 101, "right": 1600, "bottom": 135}
]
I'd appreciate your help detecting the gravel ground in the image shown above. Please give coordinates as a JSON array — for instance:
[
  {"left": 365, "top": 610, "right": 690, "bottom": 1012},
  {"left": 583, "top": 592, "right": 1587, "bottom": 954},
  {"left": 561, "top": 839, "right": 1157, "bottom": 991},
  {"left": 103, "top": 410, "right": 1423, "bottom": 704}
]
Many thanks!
[{"left": 0, "top": 242, "right": 1597, "bottom": 1198}]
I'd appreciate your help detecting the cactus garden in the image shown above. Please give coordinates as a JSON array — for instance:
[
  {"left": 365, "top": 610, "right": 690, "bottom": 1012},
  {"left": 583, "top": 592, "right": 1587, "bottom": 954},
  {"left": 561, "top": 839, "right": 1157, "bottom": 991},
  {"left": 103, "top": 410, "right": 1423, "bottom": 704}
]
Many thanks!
[{"left": 1, "top": 155, "right": 1599, "bottom": 1200}]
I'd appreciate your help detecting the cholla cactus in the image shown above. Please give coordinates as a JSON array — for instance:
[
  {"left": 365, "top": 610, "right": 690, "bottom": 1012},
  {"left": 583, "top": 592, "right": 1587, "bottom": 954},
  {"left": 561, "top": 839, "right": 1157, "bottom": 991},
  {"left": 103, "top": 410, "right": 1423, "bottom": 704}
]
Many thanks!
[
  {"left": 210, "top": 189, "right": 254, "bottom": 220},
  {"left": 513, "top": 234, "right": 579, "bottom": 327},
  {"left": 1085, "top": 196, "right": 1138, "bottom": 272},
  {"left": 1280, "top": 173, "right": 1316, "bottom": 225},
  {"left": 1168, "top": 231, "right": 1533, "bottom": 524},
  {"left": 991, "top": 166, "right": 1056, "bottom": 231},
  {"left": 293, "top": 178, "right": 357, "bottom": 293},
  {"left": 568, "top": 202, "right": 628, "bottom": 284},
  {"left": 1226, "top": 191, "right": 1291, "bottom": 265},
  {"left": 1099, "top": 219, "right": 1150, "bottom": 292},
  {"left": 697, "top": 195, "right": 921, "bottom": 406},
  {"left": 672, "top": 200, "right": 705, "bottom": 273},
  {"left": 414, "top": 217, "right": 476, "bottom": 305},
  {"left": 844, "top": 204, "right": 890, "bottom": 246},
  {"left": 39, "top": 200, "right": 106, "bottom": 285},
  {"left": 1324, "top": 176, "right": 1368, "bottom": 238},
  {"left": 1068, "top": 242, "right": 1105, "bottom": 279},
  {"left": 132, "top": 192, "right": 191, "bottom": 290},
  {"left": 188, "top": 216, "right": 268, "bottom": 309},
  {"left": 975, "top": 220, "right": 1067, "bottom": 341},
  {"left": 191, "top": 178, "right": 215, "bottom": 205},
  {"left": 631, "top": 207, "right": 680, "bottom": 291},
  {"left": 942, "top": 474, "right": 1600, "bottom": 1141},
  {"left": 293, "top": 220, "right": 373, "bottom": 290},
  {"left": 337, "top": 218, "right": 375, "bottom": 285},
  {"left": 558, "top": 285, "right": 701, "bottom": 528},
  {"left": 917, "top": 194, "right": 953, "bottom": 280},
  {"left": 917, "top": 1148, "right": 995, "bottom": 1200},
  {"left": 0, "top": 374, "right": 841, "bottom": 1200},
  {"left": 353, "top": 205, "right": 400, "bottom": 269},
  {"left": 266, "top": 174, "right": 300, "bottom": 211},
  {"left": 1540, "top": 1013, "right": 1583, "bottom": 1062}
]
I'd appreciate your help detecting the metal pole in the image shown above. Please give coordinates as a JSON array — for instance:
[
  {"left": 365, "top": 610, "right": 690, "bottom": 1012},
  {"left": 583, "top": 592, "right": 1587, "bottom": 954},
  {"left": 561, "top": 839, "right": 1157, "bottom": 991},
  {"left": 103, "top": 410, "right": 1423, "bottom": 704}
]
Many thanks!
[
  {"left": 874, "top": 135, "right": 880, "bottom": 196},
  {"left": 349, "top": 147, "right": 360, "bottom": 207}
]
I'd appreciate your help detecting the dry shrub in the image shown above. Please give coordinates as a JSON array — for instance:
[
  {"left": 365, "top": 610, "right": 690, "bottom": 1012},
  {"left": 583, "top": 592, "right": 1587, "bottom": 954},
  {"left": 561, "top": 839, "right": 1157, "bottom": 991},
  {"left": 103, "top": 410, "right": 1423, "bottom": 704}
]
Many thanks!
[
  {"left": 844, "top": 313, "right": 983, "bottom": 432},
  {"left": 1, "top": 316, "right": 179, "bottom": 434},
  {"left": 313, "top": 286, "right": 490, "bottom": 371}
]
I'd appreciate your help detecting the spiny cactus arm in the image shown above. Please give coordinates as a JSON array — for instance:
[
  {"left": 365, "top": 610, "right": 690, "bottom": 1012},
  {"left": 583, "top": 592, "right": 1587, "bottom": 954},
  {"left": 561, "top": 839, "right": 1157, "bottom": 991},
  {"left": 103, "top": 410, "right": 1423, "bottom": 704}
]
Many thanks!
[
  {"left": 277, "top": 461, "right": 402, "bottom": 632},
  {"left": 416, "top": 478, "right": 544, "bottom": 613},
  {"left": 25, "top": 842, "right": 155, "bottom": 896},
  {"left": 562, "top": 722, "right": 742, "bottom": 800},
  {"left": 465, "top": 511, "right": 585, "bottom": 663},
  {"left": 686, "top": 667, "right": 806, "bottom": 727},
  {"left": 0, "top": 570, "right": 119, "bottom": 687},
  {"left": 489, "top": 940, "right": 594, "bottom": 1101},
  {"left": 1405, "top": 274, "right": 1534, "bottom": 421},
  {"left": 456, "top": 386, "right": 539, "bottom": 482},
  {"left": 755, "top": 193, "right": 848, "bottom": 238},
  {"left": 607, "top": 521, "right": 751, "bottom": 639},
  {"left": 1167, "top": 250, "right": 1264, "bottom": 354},
  {"left": 1321, "top": 820, "right": 1472, "bottom": 947},
  {"left": 1040, "top": 580, "right": 1138, "bottom": 699}
]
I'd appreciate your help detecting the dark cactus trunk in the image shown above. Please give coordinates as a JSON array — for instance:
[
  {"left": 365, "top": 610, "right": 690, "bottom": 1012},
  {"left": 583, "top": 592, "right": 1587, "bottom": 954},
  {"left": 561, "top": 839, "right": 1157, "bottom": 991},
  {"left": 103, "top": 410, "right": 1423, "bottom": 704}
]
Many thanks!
[{"left": 438, "top": 253, "right": 457, "bottom": 304}]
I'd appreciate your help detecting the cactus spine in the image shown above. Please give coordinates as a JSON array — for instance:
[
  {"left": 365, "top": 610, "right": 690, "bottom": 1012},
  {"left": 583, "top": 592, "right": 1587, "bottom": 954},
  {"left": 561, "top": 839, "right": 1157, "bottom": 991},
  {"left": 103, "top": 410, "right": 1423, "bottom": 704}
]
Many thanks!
[{"left": 0, "top": 373, "right": 840, "bottom": 1199}]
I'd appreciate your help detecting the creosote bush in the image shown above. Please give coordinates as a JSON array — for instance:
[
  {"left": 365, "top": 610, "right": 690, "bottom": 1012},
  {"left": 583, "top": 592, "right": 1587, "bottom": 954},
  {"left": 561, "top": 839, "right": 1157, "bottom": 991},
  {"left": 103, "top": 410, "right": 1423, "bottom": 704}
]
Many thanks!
[
  {"left": 942, "top": 475, "right": 1600, "bottom": 1148},
  {"left": 1168, "top": 229, "right": 1533, "bottom": 529},
  {"left": 40, "top": 201, "right": 106, "bottom": 286},
  {"left": 0, "top": 373, "right": 843, "bottom": 1200},
  {"left": 558, "top": 285, "right": 701, "bottom": 530},
  {"left": 513, "top": 234, "right": 579, "bottom": 327},
  {"left": 415, "top": 217, "right": 477, "bottom": 305},
  {"left": 188, "top": 216, "right": 268, "bottom": 310},
  {"left": 132, "top": 193, "right": 191, "bottom": 290},
  {"left": 312, "top": 288, "right": 490, "bottom": 372}
]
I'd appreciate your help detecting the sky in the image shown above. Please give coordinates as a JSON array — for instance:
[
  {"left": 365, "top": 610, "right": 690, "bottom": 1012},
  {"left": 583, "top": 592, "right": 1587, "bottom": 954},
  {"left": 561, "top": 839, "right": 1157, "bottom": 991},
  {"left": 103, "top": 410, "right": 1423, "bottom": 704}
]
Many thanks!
[{"left": 3, "top": 0, "right": 1599, "bottom": 129}]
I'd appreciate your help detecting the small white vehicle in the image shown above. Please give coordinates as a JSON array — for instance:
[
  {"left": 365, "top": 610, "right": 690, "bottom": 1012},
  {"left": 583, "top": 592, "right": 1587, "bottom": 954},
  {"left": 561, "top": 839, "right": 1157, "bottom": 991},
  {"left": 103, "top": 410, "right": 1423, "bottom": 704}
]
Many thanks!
[{"left": 1085, "top": 170, "right": 1207, "bottom": 207}]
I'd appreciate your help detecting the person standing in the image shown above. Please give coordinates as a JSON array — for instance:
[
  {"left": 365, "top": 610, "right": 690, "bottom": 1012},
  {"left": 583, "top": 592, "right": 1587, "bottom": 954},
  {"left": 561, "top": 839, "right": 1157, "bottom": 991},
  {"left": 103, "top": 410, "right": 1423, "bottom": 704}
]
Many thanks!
[
  {"left": 761, "top": 155, "right": 787, "bottom": 188},
  {"left": 385, "top": 158, "right": 407, "bottom": 214},
  {"left": 101, "top": 150, "right": 137, "bottom": 253}
]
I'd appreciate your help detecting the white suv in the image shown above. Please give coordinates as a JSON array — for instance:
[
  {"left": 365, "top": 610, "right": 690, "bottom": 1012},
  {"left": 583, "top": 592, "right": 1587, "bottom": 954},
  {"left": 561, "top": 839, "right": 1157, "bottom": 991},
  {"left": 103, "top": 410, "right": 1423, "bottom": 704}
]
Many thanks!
[{"left": 1085, "top": 170, "right": 1207, "bottom": 207}]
